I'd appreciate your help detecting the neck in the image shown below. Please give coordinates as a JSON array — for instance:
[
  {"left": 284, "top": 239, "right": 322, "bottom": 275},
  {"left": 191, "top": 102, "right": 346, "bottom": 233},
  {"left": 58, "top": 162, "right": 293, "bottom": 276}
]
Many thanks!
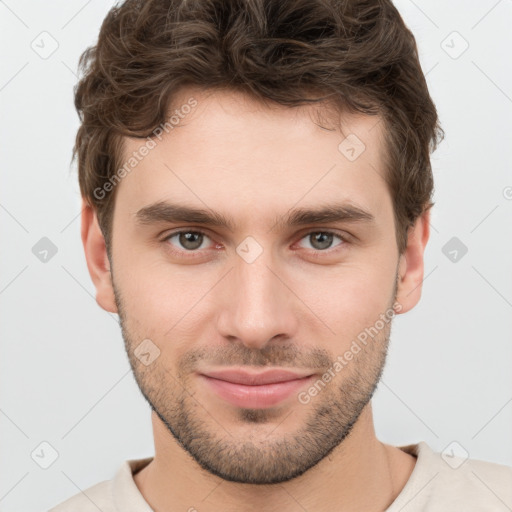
[{"left": 134, "top": 403, "right": 416, "bottom": 512}]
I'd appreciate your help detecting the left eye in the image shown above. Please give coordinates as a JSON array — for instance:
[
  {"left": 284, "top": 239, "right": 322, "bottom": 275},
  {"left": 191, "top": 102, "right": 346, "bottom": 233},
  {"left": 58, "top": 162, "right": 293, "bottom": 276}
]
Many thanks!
[{"left": 297, "top": 231, "right": 345, "bottom": 251}]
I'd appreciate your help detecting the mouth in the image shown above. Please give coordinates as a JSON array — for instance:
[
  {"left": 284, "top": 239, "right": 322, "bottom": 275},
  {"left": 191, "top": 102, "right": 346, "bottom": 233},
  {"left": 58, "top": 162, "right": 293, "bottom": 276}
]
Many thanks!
[{"left": 198, "top": 368, "right": 316, "bottom": 409}]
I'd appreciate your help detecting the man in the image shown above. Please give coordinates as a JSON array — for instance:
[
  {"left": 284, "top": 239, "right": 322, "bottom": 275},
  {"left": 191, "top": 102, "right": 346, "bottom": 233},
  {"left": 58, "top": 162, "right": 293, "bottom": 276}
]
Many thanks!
[{"left": 50, "top": 0, "right": 512, "bottom": 510}]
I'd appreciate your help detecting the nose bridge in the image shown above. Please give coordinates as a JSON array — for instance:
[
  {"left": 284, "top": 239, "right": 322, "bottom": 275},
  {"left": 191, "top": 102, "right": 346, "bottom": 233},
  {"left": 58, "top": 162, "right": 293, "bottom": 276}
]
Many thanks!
[{"left": 217, "top": 245, "right": 297, "bottom": 349}]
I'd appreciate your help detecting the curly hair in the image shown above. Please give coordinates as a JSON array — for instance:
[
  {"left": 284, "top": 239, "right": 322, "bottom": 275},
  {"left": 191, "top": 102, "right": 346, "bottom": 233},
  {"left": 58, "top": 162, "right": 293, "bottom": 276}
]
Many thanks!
[{"left": 74, "top": 0, "right": 444, "bottom": 255}]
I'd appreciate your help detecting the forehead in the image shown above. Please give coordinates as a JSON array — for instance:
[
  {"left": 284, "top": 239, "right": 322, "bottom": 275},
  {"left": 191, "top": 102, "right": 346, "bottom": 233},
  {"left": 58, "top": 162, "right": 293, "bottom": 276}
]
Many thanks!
[{"left": 115, "top": 87, "right": 392, "bottom": 229}]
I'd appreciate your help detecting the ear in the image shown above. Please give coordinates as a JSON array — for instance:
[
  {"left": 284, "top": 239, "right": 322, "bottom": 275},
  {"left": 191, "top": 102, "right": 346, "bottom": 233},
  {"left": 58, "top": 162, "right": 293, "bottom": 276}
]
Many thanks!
[
  {"left": 395, "top": 209, "right": 431, "bottom": 314},
  {"left": 81, "top": 199, "right": 118, "bottom": 314}
]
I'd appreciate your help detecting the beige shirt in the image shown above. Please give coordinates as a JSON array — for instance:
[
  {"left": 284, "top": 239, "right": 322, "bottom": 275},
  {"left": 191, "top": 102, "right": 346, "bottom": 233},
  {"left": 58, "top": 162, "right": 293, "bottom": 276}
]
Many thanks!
[{"left": 48, "top": 441, "right": 512, "bottom": 511}]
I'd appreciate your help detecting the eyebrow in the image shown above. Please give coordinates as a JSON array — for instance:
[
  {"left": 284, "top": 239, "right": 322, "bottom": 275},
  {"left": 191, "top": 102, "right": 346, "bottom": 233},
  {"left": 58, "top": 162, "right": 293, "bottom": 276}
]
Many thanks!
[{"left": 135, "top": 201, "right": 375, "bottom": 232}]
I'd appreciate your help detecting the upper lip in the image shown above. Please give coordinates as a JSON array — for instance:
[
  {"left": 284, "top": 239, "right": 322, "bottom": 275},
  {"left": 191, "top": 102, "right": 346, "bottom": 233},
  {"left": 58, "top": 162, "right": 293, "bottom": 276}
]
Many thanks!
[{"left": 200, "top": 368, "right": 314, "bottom": 386}]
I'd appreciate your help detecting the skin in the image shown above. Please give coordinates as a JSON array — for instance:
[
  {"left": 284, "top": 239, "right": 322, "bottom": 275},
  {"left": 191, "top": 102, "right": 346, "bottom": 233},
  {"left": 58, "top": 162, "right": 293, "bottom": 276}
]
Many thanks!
[{"left": 82, "top": 87, "right": 429, "bottom": 511}]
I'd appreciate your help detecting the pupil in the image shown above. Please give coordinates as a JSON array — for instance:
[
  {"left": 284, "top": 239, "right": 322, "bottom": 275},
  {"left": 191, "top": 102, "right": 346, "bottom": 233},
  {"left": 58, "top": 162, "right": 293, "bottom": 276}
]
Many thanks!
[
  {"left": 312, "top": 232, "right": 332, "bottom": 250},
  {"left": 180, "top": 232, "right": 202, "bottom": 250}
]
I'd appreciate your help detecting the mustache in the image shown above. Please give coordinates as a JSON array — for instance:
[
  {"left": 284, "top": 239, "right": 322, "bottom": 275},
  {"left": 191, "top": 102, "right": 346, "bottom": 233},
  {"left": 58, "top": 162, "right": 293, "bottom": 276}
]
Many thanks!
[{"left": 178, "top": 344, "right": 333, "bottom": 372}]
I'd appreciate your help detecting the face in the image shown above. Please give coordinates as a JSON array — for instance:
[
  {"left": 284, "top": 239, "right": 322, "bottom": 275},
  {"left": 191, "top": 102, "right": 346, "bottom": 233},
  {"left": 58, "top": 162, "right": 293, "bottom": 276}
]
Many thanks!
[{"left": 84, "top": 87, "right": 427, "bottom": 485}]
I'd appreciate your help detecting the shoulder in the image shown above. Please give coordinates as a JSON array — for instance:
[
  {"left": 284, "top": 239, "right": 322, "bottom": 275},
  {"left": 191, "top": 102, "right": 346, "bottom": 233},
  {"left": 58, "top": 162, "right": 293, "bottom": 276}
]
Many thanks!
[
  {"left": 48, "top": 479, "right": 114, "bottom": 512},
  {"left": 48, "top": 457, "right": 153, "bottom": 512},
  {"left": 435, "top": 453, "right": 512, "bottom": 508},
  {"left": 389, "top": 441, "right": 512, "bottom": 511}
]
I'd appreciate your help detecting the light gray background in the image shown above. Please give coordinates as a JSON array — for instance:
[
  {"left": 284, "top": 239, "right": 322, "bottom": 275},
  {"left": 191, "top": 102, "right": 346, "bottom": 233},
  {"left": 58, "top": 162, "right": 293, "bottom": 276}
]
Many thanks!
[{"left": 1, "top": 1, "right": 511, "bottom": 510}]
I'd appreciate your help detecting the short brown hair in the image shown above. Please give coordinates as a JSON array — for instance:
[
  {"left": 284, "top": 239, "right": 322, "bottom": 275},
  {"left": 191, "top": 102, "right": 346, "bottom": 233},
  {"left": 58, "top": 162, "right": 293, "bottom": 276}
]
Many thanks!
[{"left": 74, "top": 0, "right": 443, "bottom": 255}]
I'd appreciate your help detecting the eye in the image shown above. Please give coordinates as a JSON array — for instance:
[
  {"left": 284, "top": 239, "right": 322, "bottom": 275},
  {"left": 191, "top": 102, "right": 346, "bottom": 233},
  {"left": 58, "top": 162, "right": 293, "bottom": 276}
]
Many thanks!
[
  {"left": 296, "top": 231, "right": 347, "bottom": 251},
  {"left": 163, "top": 230, "right": 214, "bottom": 252}
]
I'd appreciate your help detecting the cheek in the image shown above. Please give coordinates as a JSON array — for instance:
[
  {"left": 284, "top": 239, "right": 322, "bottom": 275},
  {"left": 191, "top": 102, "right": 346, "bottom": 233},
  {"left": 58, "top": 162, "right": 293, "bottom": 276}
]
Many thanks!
[
  {"left": 293, "top": 261, "right": 396, "bottom": 340},
  {"left": 115, "top": 258, "right": 218, "bottom": 353},
  {"left": 116, "top": 252, "right": 198, "bottom": 314}
]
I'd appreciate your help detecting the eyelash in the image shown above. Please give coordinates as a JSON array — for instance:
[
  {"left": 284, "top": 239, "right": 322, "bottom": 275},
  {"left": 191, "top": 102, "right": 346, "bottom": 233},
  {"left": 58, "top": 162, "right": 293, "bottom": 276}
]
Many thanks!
[{"left": 160, "top": 229, "right": 350, "bottom": 259}]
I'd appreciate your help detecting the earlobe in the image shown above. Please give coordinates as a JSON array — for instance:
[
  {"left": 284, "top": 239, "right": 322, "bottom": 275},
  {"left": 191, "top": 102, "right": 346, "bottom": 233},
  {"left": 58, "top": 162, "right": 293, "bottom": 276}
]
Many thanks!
[
  {"left": 81, "top": 199, "right": 118, "bottom": 314},
  {"left": 394, "top": 209, "right": 431, "bottom": 315}
]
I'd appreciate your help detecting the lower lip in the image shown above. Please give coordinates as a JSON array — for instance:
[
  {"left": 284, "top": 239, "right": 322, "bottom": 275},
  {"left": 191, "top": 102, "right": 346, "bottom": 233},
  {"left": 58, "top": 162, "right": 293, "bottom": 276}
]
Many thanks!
[{"left": 199, "top": 374, "right": 315, "bottom": 409}]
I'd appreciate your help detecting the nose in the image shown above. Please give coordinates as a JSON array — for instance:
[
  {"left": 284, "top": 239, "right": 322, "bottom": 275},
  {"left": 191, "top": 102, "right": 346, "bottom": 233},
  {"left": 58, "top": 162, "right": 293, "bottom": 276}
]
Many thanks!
[{"left": 216, "top": 250, "right": 299, "bottom": 350}]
